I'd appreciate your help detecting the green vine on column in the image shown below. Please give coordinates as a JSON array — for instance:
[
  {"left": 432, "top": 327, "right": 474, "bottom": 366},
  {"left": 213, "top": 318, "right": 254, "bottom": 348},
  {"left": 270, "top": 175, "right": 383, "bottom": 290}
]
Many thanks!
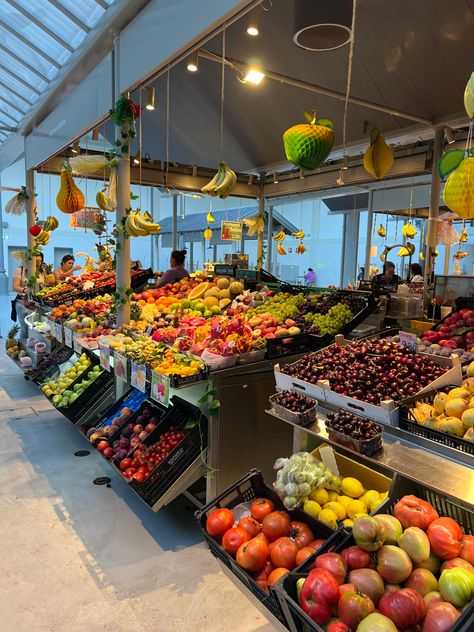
[{"left": 110, "top": 96, "right": 141, "bottom": 157}]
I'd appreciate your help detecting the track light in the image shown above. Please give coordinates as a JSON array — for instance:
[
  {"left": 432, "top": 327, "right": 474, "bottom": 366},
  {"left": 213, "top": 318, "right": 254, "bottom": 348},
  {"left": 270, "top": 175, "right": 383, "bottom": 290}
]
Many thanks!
[
  {"left": 71, "top": 142, "right": 79, "bottom": 154},
  {"left": 444, "top": 127, "right": 455, "bottom": 144},
  {"left": 342, "top": 155, "right": 349, "bottom": 169},
  {"left": 247, "top": 25, "right": 259, "bottom": 36},
  {"left": 92, "top": 128, "right": 99, "bottom": 141},
  {"left": 186, "top": 50, "right": 199, "bottom": 72},
  {"left": 243, "top": 67, "right": 265, "bottom": 85},
  {"left": 146, "top": 86, "right": 155, "bottom": 110},
  {"left": 248, "top": 174, "right": 255, "bottom": 186},
  {"left": 273, "top": 172, "right": 279, "bottom": 184},
  {"left": 192, "top": 165, "right": 198, "bottom": 177}
]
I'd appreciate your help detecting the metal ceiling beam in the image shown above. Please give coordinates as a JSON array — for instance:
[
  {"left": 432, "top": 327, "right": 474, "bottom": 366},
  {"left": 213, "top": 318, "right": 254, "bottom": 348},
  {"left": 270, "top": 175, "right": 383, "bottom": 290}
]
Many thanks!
[
  {"left": 0, "top": 63, "right": 42, "bottom": 96},
  {"left": 0, "top": 43, "right": 51, "bottom": 83},
  {"left": 0, "top": 21, "right": 61, "bottom": 69},
  {"left": 5, "top": 0, "right": 75, "bottom": 53},
  {"left": 94, "top": 0, "right": 110, "bottom": 9},
  {"left": 0, "top": 108, "right": 20, "bottom": 125},
  {"left": 199, "top": 49, "right": 433, "bottom": 127},
  {"left": 0, "top": 125, "right": 17, "bottom": 132},
  {"left": 47, "top": 0, "right": 90, "bottom": 33},
  {"left": 0, "top": 81, "right": 33, "bottom": 107},
  {"left": 0, "top": 97, "right": 25, "bottom": 117}
]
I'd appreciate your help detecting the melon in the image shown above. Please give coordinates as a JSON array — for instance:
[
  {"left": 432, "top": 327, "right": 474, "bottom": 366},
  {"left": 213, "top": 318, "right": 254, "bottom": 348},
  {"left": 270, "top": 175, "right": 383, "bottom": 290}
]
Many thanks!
[
  {"left": 218, "top": 289, "right": 231, "bottom": 299},
  {"left": 204, "top": 288, "right": 220, "bottom": 299},
  {"left": 216, "top": 277, "right": 230, "bottom": 290},
  {"left": 203, "top": 296, "right": 219, "bottom": 308},
  {"left": 229, "top": 281, "right": 244, "bottom": 296},
  {"left": 188, "top": 282, "right": 209, "bottom": 301}
]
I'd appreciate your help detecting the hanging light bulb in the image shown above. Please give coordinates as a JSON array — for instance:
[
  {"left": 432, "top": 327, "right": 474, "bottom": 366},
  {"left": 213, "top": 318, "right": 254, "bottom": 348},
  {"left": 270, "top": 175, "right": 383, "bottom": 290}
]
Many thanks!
[
  {"left": 133, "top": 154, "right": 140, "bottom": 165},
  {"left": 145, "top": 86, "right": 155, "bottom": 110},
  {"left": 186, "top": 50, "right": 199, "bottom": 72},
  {"left": 273, "top": 172, "right": 279, "bottom": 184}
]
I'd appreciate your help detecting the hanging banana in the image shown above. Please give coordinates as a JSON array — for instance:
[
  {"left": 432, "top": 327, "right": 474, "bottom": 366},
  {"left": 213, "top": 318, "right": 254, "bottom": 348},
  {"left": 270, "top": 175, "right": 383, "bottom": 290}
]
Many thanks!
[
  {"left": 273, "top": 231, "right": 286, "bottom": 242},
  {"left": 243, "top": 215, "right": 264, "bottom": 236},
  {"left": 419, "top": 252, "right": 424, "bottom": 261},
  {"left": 96, "top": 189, "right": 114, "bottom": 212},
  {"left": 125, "top": 210, "right": 161, "bottom": 237},
  {"left": 454, "top": 249, "right": 469, "bottom": 260},
  {"left": 277, "top": 244, "right": 287, "bottom": 255},
  {"left": 206, "top": 211, "right": 215, "bottom": 224},
  {"left": 201, "top": 162, "right": 237, "bottom": 199},
  {"left": 292, "top": 229, "right": 305, "bottom": 239},
  {"left": 296, "top": 242, "right": 306, "bottom": 254},
  {"left": 402, "top": 223, "right": 417, "bottom": 239},
  {"left": 377, "top": 224, "right": 386, "bottom": 237}
]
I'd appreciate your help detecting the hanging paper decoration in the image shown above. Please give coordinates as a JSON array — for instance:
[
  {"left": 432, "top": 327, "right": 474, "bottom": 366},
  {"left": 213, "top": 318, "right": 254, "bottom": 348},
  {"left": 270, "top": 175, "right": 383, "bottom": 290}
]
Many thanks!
[
  {"left": 363, "top": 128, "right": 394, "bottom": 179},
  {"left": 203, "top": 227, "right": 212, "bottom": 240},
  {"left": 277, "top": 244, "right": 287, "bottom": 255},
  {"left": 273, "top": 230, "right": 286, "bottom": 242},
  {"left": 464, "top": 71, "right": 474, "bottom": 119},
  {"left": 283, "top": 111, "right": 334, "bottom": 170},
  {"left": 29, "top": 225, "right": 42, "bottom": 237},
  {"left": 4, "top": 186, "right": 31, "bottom": 215},
  {"left": 443, "top": 157, "right": 474, "bottom": 220},
  {"left": 437, "top": 222, "right": 460, "bottom": 246},
  {"left": 69, "top": 155, "right": 109, "bottom": 175},
  {"left": 419, "top": 251, "right": 424, "bottom": 261},
  {"left": 402, "top": 223, "right": 417, "bottom": 239},
  {"left": 243, "top": 215, "right": 264, "bottom": 236},
  {"left": 292, "top": 229, "right": 304, "bottom": 239},
  {"left": 206, "top": 211, "right": 215, "bottom": 223},
  {"left": 460, "top": 226, "right": 468, "bottom": 242},
  {"left": 454, "top": 249, "right": 469, "bottom": 260},
  {"left": 56, "top": 163, "right": 85, "bottom": 214},
  {"left": 377, "top": 223, "right": 386, "bottom": 237},
  {"left": 108, "top": 159, "right": 118, "bottom": 209},
  {"left": 438, "top": 149, "right": 465, "bottom": 180},
  {"left": 296, "top": 242, "right": 306, "bottom": 254}
]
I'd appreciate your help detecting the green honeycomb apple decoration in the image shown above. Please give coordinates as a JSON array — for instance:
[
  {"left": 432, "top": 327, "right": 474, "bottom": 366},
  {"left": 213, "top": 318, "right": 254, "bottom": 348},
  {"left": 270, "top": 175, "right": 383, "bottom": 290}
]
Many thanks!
[{"left": 283, "top": 110, "right": 335, "bottom": 170}]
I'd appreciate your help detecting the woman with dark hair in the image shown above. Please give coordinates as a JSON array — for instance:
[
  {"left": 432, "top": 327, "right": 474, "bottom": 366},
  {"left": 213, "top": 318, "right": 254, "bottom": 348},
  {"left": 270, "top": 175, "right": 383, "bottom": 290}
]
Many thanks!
[
  {"left": 54, "top": 254, "right": 81, "bottom": 281},
  {"left": 156, "top": 249, "right": 190, "bottom": 287},
  {"left": 408, "top": 262, "right": 424, "bottom": 283},
  {"left": 12, "top": 252, "right": 46, "bottom": 335}
]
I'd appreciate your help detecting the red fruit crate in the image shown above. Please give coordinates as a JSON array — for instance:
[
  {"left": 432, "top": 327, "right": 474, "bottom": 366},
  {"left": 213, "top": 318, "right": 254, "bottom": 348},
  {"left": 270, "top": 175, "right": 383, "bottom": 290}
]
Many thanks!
[
  {"left": 128, "top": 396, "right": 206, "bottom": 509},
  {"left": 275, "top": 475, "right": 474, "bottom": 632},
  {"left": 195, "top": 469, "right": 343, "bottom": 629}
]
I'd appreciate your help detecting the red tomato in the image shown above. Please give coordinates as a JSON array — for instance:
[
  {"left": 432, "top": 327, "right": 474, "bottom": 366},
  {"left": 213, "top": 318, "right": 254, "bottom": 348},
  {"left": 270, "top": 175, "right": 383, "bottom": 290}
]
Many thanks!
[
  {"left": 119, "top": 458, "right": 133, "bottom": 471},
  {"left": 97, "top": 440, "right": 109, "bottom": 452},
  {"left": 295, "top": 546, "right": 315, "bottom": 568},
  {"left": 238, "top": 516, "right": 261, "bottom": 539},
  {"left": 341, "top": 546, "right": 372, "bottom": 570},
  {"left": 124, "top": 467, "right": 135, "bottom": 479},
  {"left": 460, "top": 535, "right": 474, "bottom": 565},
  {"left": 206, "top": 508, "right": 235, "bottom": 540},
  {"left": 254, "top": 531, "right": 270, "bottom": 546},
  {"left": 338, "top": 591, "right": 375, "bottom": 630},
  {"left": 422, "top": 601, "right": 461, "bottom": 631},
  {"left": 308, "top": 539, "right": 326, "bottom": 552},
  {"left": 262, "top": 511, "right": 291, "bottom": 542},
  {"left": 252, "top": 560, "right": 275, "bottom": 582},
  {"left": 269, "top": 537, "right": 299, "bottom": 570},
  {"left": 427, "top": 518, "right": 463, "bottom": 560},
  {"left": 222, "top": 527, "right": 251, "bottom": 557},
  {"left": 314, "top": 552, "right": 347, "bottom": 585},
  {"left": 379, "top": 587, "right": 426, "bottom": 629},
  {"left": 267, "top": 567, "right": 290, "bottom": 586},
  {"left": 300, "top": 568, "right": 340, "bottom": 625},
  {"left": 393, "top": 495, "right": 439, "bottom": 530},
  {"left": 289, "top": 521, "right": 314, "bottom": 549},
  {"left": 236, "top": 537, "right": 268, "bottom": 573},
  {"left": 327, "top": 622, "right": 349, "bottom": 632},
  {"left": 132, "top": 470, "right": 147, "bottom": 483},
  {"left": 250, "top": 498, "right": 275, "bottom": 522}
]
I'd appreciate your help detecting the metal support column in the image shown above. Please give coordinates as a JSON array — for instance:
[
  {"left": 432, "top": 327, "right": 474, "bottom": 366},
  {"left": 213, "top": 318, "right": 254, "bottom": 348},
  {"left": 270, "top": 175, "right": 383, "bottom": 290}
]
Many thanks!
[
  {"left": 256, "top": 173, "right": 265, "bottom": 270},
  {"left": 424, "top": 128, "right": 444, "bottom": 291},
  {"left": 0, "top": 172, "right": 8, "bottom": 294},
  {"left": 25, "top": 168, "right": 36, "bottom": 281},
  {"left": 150, "top": 188, "right": 159, "bottom": 271},
  {"left": 266, "top": 204, "right": 273, "bottom": 274},
  {"left": 115, "top": 116, "right": 131, "bottom": 325},
  {"left": 172, "top": 194, "right": 178, "bottom": 251},
  {"left": 364, "top": 191, "right": 374, "bottom": 280}
]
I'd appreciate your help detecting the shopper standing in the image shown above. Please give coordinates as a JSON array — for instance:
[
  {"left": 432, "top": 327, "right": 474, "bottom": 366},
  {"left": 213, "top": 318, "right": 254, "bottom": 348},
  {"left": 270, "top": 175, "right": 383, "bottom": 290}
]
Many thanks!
[
  {"left": 12, "top": 253, "right": 45, "bottom": 337},
  {"left": 303, "top": 267, "right": 316, "bottom": 287}
]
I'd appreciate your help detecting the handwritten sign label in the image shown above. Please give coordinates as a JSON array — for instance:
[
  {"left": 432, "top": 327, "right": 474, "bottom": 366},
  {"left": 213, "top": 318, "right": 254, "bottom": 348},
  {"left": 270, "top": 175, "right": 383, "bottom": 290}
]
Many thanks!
[
  {"left": 64, "top": 326, "right": 73, "bottom": 348},
  {"left": 131, "top": 362, "right": 146, "bottom": 392},
  {"left": 99, "top": 345, "right": 111, "bottom": 372},
  {"left": 399, "top": 331, "right": 418, "bottom": 352},
  {"left": 151, "top": 370, "right": 170, "bottom": 407},
  {"left": 73, "top": 335, "right": 82, "bottom": 355},
  {"left": 56, "top": 323, "right": 63, "bottom": 343},
  {"left": 114, "top": 352, "right": 128, "bottom": 382}
]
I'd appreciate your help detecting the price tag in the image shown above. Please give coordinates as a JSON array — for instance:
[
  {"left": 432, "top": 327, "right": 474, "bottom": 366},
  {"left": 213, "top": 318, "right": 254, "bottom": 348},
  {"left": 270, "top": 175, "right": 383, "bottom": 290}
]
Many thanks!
[
  {"left": 99, "top": 344, "right": 111, "bottom": 372},
  {"left": 399, "top": 331, "right": 418, "bottom": 352},
  {"left": 151, "top": 370, "right": 170, "bottom": 407},
  {"left": 73, "top": 335, "right": 82, "bottom": 355},
  {"left": 64, "top": 326, "right": 73, "bottom": 348},
  {"left": 131, "top": 362, "right": 146, "bottom": 393},
  {"left": 56, "top": 323, "right": 63, "bottom": 344},
  {"left": 48, "top": 320, "right": 56, "bottom": 338},
  {"left": 114, "top": 352, "right": 128, "bottom": 382}
]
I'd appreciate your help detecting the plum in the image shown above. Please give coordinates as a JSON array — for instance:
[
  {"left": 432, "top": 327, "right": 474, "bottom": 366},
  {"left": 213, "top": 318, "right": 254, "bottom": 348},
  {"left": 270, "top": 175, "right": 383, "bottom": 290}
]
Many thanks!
[
  {"left": 119, "top": 437, "right": 130, "bottom": 449},
  {"left": 115, "top": 449, "right": 127, "bottom": 461},
  {"left": 122, "top": 427, "right": 132, "bottom": 438},
  {"left": 142, "top": 409, "right": 152, "bottom": 419}
]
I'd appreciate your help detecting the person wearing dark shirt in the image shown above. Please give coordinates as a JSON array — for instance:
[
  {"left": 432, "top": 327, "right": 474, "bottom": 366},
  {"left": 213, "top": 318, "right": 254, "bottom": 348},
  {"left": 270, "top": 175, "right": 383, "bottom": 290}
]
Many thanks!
[
  {"left": 156, "top": 249, "right": 190, "bottom": 287},
  {"left": 372, "top": 261, "right": 401, "bottom": 287}
]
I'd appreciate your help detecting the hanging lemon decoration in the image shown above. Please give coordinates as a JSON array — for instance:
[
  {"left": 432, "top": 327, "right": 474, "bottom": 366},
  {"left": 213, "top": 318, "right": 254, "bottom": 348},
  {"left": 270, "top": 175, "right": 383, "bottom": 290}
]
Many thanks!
[
  {"left": 203, "top": 227, "right": 212, "bottom": 239},
  {"left": 363, "top": 128, "right": 394, "bottom": 179}
]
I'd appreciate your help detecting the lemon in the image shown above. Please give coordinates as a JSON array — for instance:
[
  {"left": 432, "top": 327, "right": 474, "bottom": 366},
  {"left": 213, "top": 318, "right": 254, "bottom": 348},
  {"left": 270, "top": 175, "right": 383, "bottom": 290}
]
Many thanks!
[
  {"left": 324, "top": 501, "right": 346, "bottom": 520},
  {"left": 342, "top": 477, "right": 365, "bottom": 499},
  {"left": 303, "top": 500, "right": 322, "bottom": 519},
  {"left": 369, "top": 497, "right": 383, "bottom": 512},
  {"left": 327, "top": 490, "right": 340, "bottom": 502},
  {"left": 347, "top": 499, "right": 368, "bottom": 519},
  {"left": 318, "top": 508, "right": 338, "bottom": 529},
  {"left": 363, "top": 490, "right": 380, "bottom": 506},
  {"left": 310, "top": 488, "right": 329, "bottom": 505},
  {"left": 343, "top": 518, "right": 354, "bottom": 528},
  {"left": 354, "top": 512, "right": 369, "bottom": 519},
  {"left": 336, "top": 495, "right": 353, "bottom": 510}
]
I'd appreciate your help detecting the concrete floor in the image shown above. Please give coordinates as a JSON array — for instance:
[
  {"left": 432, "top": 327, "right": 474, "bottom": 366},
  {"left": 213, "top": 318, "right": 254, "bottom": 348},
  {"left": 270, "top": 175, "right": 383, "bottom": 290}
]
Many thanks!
[{"left": 0, "top": 346, "right": 276, "bottom": 632}]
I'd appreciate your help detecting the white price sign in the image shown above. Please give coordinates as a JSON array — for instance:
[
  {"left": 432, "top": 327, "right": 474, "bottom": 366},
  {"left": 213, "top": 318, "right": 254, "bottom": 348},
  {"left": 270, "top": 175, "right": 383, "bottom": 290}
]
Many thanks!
[
  {"left": 73, "top": 335, "right": 82, "bottom": 355},
  {"left": 48, "top": 320, "right": 56, "bottom": 338},
  {"left": 56, "top": 324, "right": 63, "bottom": 344},
  {"left": 399, "top": 331, "right": 418, "bottom": 351},
  {"left": 64, "top": 327, "right": 73, "bottom": 348}
]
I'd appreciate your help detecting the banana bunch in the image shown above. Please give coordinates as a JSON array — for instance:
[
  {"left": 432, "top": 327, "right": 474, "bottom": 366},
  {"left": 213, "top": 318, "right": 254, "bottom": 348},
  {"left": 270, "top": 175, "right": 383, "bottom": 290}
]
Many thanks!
[
  {"left": 277, "top": 244, "right": 287, "bottom": 255},
  {"left": 454, "top": 249, "right": 469, "bottom": 260},
  {"left": 377, "top": 224, "right": 386, "bottom": 237},
  {"left": 125, "top": 210, "right": 161, "bottom": 237},
  {"left": 402, "top": 222, "right": 417, "bottom": 239},
  {"left": 35, "top": 229, "right": 51, "bottom": 245},
  {"left": 201, "top": 162, "right": 237, "bottom": 198},
  {"left": 43, "top": 215, "right": 58, "bottom": 231},
  {"left": 292, "top": 229, "right": 305, "bottom": 239},
  {"left": 296, "top": 242, "right": 306, "bottom": 254},
  {"left": 96, "top": 189, "right": 114, "bottom": 212},
  {"left": 419, "top": 252, "right": 424, "bottom": 261},
  {"left": 243, "top": 214, "right": 265, "bottom": 236},
  {"left": 397, "top": 242, "right": 415, "bottom": 257},
  {"left": 273, "top": 231, "right": 286, "bottom": 242},
  {"left": 206, "top": 211, "right": 215, "bottom": 223}
]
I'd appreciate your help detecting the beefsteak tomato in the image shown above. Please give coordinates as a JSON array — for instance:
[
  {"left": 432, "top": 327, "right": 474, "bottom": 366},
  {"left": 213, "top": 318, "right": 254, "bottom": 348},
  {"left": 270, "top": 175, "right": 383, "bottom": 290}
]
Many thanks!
[
  {"left": 338, "top": 590, "right": 375, "bottom": 630},
  {"left": 421, "top": 602, "right": 461, "bottom": 631},
  {"left": 267, "top": 567, "right": 290, "bottom": 586},
  {"left": 238, "top": 516, "right": 261, "bottom": 539},
  {"left": 262, "top": 511, "right": 291, "bottom": 542},
  {"left": 394, "top": 495, "right": 439, "bottom": 530},
  {"left": 269, "top": 536, "right": 299, "bottom": 570},
  {"left": 427, "top": 517, "right": 463, "bottom": 560},
  {"left": 300, "top": 568, "right": 340, "bottom": 626},
  {"left": 460, "top": 534, "right": 474, "bottom": 565},
  {"left": 206, "top": 507, "right": 234, "bottom": 539},
  {"left": 341, "top": 546, "right": 372, "bottom": 570},
  {"left": 438, "top": 567, "right": 474, "bottom": 607},
  {"left": 289, "top": 521, "right": 314, "bottom": 549},
  {"left": 379, "top": 587, "right": 426, "bottom": 629},
  {"left": 314, "top": 552, "right": 347, "bottom": 585},
  {"left": 236, "top": 537, "right": 268, "bottom": 573}
]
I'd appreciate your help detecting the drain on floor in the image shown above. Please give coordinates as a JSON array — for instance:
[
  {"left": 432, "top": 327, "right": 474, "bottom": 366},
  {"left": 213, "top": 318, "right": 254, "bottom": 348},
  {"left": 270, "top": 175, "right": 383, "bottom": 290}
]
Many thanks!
[
  {"left": 93, "top": 477, "right": 111, "bottom": 486},
  {"left": 74, "top": 450, "right": 90, "bottom": 457}
]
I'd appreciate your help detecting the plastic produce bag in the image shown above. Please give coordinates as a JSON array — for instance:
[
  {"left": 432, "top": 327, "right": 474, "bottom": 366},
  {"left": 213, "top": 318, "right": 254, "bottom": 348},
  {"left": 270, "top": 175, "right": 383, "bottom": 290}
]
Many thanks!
[
  {"left": 273, "top": 451, "right": 342, "bottom": 510},
  {"left": 437, "top": 221, "right": 460, "bottom": 246}
]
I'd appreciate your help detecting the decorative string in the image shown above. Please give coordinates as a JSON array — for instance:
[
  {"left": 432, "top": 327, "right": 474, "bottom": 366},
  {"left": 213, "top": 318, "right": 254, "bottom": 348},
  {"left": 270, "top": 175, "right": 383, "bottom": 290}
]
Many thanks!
[
  {"left": 220, "top": 27, "right": 226, "bottom": 163},
  {"left": 338, "top": 0, "right": 358, "bottom": 184},
  {"left": 139, "top": 87, "right": 142, "bottom": 210},
  {"left": 165, "top": 67, "right": 170, "bottom": 189}
]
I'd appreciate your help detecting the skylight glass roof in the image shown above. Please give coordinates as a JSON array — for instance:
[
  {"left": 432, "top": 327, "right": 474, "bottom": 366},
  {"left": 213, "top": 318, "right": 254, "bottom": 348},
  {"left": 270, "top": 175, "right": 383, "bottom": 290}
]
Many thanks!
[{"left": 0, "top": 0, "right": 116, "bottom": 144}]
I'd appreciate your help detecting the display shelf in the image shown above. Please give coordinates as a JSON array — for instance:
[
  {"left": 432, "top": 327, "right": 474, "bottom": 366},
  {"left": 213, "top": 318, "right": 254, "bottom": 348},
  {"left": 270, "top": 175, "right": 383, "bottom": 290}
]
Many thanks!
[
  {"left": 266, "top": 407, "right": 474, "bottom": 508},
  {"left": 149, "top": 451, "right": 207, "bottom": 512}
]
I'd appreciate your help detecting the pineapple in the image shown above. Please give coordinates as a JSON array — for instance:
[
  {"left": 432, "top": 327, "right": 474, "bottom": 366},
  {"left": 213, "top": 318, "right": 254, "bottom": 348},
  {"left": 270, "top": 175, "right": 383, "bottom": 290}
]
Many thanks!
[
  {"left": 44, "top": 264, "right": 56, "bottom": 287},
  {"left": 5, "top": 325, "right": 20, "bottom": 350}
]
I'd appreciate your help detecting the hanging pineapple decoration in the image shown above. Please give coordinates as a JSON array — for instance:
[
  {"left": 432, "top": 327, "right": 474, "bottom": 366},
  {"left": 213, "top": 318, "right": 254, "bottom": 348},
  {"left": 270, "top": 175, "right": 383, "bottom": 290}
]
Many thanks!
[
  {"left": 283, "top": 111, "right": 334, "bottom": 170},
  {"left": 464, "top": 71, "right": 474, "bottom": 119},
  {"left": 363, "top": 128, "right": 394, "bottom": 179},
  {"left": 56, "top": 162, "right": 85, "bottom": 214}
]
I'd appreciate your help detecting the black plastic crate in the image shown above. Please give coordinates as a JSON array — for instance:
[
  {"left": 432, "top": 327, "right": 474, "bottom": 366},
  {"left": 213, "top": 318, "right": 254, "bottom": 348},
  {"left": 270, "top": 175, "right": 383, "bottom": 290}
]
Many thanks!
[
  {"left": 399, "top": 388, "right": 474, "bottom": 456},
  {"left": 26, "top": 346, "right": 75, "bottom": 383},
  {"left": 60, "top": 370, "right": 115, "bottom": 423},
  {"left": 266, "top": 333, "right": 314, "bottom": 359},
  {"left": 128, "top": 396, "right": 206, "bottom": 507},
  {"left": 169, "top": 366, "right": 209, "bottom": 388},
  {"left": 79, "top": 387, "right": 147, "bottom": 434},
  {"left": 195, "top": 469, "right": 342, "bottom": 627},
  {"left": 456, "top": 296, "right": 474, "bottom": 311}
]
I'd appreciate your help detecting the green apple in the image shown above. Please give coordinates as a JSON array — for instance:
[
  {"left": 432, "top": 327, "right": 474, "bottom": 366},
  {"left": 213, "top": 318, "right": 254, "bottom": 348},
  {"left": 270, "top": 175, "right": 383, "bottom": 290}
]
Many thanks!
[{"left": 52, "top": 395, "right": 62, "bottom": 405}]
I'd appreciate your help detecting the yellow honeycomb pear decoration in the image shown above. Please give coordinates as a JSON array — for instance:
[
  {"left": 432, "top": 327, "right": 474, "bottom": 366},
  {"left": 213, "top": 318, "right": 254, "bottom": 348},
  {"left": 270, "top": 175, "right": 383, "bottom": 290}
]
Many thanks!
[
  {"left": 443, "top": 156, "right": 474, "bottom": 220},
  {"left": 363, "top": 128, "right": 394, "bottom": 179}
]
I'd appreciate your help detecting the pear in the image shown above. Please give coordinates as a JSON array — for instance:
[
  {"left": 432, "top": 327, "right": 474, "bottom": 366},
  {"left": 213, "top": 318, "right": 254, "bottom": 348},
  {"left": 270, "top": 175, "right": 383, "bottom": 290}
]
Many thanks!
[{"left": 433, "top": 392, "right": 449, "bottom": 415}]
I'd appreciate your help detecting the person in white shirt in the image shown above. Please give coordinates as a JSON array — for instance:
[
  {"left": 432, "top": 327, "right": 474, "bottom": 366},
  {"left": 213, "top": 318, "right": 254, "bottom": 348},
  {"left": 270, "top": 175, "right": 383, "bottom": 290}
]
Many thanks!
[{"left": 408, "top": 263, "right": 424, "bottom": 283}]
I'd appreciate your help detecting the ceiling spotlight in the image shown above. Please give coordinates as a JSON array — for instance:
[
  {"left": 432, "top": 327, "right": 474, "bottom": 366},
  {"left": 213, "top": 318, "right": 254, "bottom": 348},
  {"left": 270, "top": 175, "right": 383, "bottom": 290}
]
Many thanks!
[
  {"left": 273, "top": 172, "right": 279, "bottom": 184},
  {"left": 342, "top": 155, "right": 349, "bottom": 170},
  {"left": 192, "top": 165, "right": 198, "bottom": 177},
  {"left": 247, "top": 25, "right": 259, "bottom": 36},
  {"left": 186, "top": 50, "right": 199, "bottom": 72},
  {"left": 91, "top": 128, "right": 99, "bottom": 141},
  {"left": 248, "top": 174, "right": 255, "bottom": 186},
  {"left": 146, "top": 86, "right": 155, "bottom": 110},
  {"left": 444, "top": 126, "right": 455, "bottom": 144},
  {"left": 71, "top": 142, "right": 79, "bottom": 154},
  {"left": 244, "top": 68, "right": 265, "bottom": 85},
  {"left": 133, "top": 155, "right": 140, "bottom": 165}
]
